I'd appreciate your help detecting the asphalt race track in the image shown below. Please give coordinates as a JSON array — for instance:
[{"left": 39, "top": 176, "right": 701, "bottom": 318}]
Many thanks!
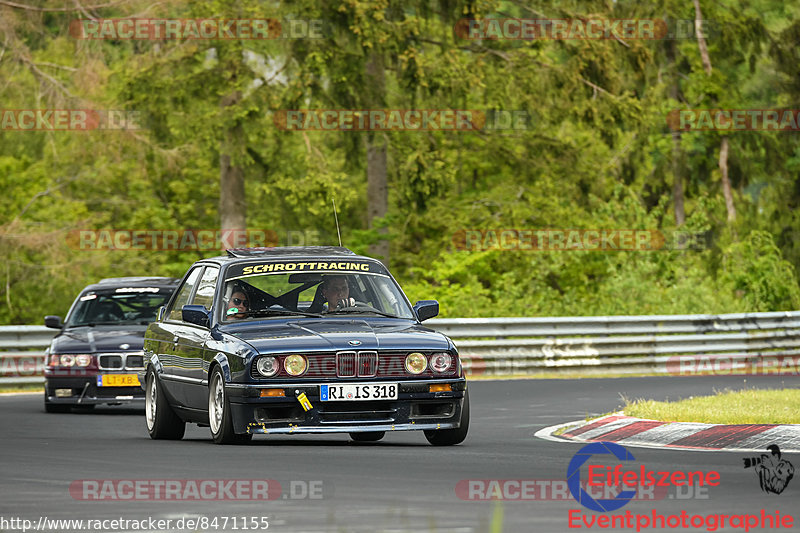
[{"left": 2, "top": 376, "right": 798, "bottom": 533}]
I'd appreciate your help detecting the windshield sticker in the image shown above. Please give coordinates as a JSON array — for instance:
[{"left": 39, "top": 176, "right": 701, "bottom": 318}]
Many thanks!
[
  {"left": 114, "top": 287, "right": 161, "bottom": 293},
  {"left": 79, "top": 294, "right": 97, "bottom": 301},
  {"left": 240, "top": 262, "right": 373, "bottom": 276}
]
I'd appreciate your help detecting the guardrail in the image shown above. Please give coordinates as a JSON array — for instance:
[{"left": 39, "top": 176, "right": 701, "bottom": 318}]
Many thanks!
[
  {"left": 0, "top": 326, "right": 53, "bottom": 385},
  {"left": 427, "top": 311, "right": 800, "bottom": 376},
  {"left": 2, "top": 311, "right": 799, "bottom": 384}
]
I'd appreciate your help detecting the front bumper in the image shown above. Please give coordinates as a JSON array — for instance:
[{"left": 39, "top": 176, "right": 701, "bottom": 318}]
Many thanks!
[
  {"left": 227, "top": 378, "right": 467, "bottom": 435},
  {"left": 44, "top": 375, "right": 144, "bottom": 406}
]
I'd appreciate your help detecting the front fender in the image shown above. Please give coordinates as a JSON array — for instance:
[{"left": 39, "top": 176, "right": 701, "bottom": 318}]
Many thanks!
[
  {"left": 212, "top": 352, "right": 232, "bottom": 383},
  {"left": 139, "top": 352, "right": 164, "bottom": 390}
]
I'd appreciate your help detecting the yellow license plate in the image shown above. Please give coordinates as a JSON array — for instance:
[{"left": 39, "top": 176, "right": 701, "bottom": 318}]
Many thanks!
[{"left": 97, "top": 374, "right": 140, "bottom": 387}]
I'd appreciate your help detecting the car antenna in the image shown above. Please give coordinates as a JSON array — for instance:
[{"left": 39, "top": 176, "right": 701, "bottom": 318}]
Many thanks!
[{"left": 332, "top": 197, "right": 342, "bottom": 247}]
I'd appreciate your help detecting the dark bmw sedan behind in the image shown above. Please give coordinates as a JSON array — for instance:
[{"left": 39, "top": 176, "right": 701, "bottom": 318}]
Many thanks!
[{"left": 43, "top": 276, "right": 179, "bottom": 412}]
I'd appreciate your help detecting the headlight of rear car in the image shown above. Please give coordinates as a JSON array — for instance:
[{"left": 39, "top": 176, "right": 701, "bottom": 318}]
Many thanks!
[
  {"left": 405, "top": 352, "right": 427, "bottom": 374},
  {"left": 75, "top": 354, "right": 92, "bottom": 367},
  {"left": 60, "top": 354, "right": 75, "bottom": 367},
  {"left": 284, "top": 355, "right": 307, "bottom": 376},
  {"left": 430, "top": 353, "right": 452, "bottom": 373},
  {"left": 256, "top": 356, "right": 279, "bottom": 377}
]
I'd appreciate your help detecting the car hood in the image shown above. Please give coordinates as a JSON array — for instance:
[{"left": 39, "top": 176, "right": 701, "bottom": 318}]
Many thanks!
[
  {"left": 51, "top": 326, "right": 147, "bottom": 353},
  {"left": 225, "top": 319, "right": 451, "bottom": 354}
]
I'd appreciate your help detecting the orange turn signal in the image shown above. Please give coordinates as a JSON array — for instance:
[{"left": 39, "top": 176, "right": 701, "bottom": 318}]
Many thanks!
[
  {"left": 429, "top": 384, "right": 452, "bottom": 393},
  {"left": 260, "top": 388, "right": 286, "bottom": 398}
]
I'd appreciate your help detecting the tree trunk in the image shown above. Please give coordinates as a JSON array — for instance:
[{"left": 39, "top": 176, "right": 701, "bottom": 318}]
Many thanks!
[
  {"left": 693, "top": 0, "right": 713, "bottom": 75},
  {"left": 695, "top": 0, "right": 736, "bottom": 227},
  {"left": 671, "top": 131, "right": 685, "bottom": 226},
  {"left": 219, "top": 91, "right": 246, "bottom": 236},
  {"left": 365, "top": 51, "right": 389, "bottom": 264},
  {"left": 719, "top": 136, "right": 736, "bottom": 222},
  {"left": 667, "top": 39, "right": 685, "bottom": 226}
]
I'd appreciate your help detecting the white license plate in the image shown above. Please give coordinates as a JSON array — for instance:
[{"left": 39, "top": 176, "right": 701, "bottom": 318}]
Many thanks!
[{"left": 320, "top": 383, "right": 398, "bottom": 401}]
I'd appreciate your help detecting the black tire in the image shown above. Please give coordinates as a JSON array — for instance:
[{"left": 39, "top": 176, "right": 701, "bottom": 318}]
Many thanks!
[
  {"left": 349, "top": 431, "right": 385, "bottom": 442},
  {"left": 44, "top": 396, "right": 71, "bottom": 413},
  {"left": 424, "top": 388, "right": 470, "bottom": 446},
  {"left": 145, "top": 368, "right": 185, "bottom": 440},
  {"left": 208, "top": 367, "right": 251, "bottom": 445}
]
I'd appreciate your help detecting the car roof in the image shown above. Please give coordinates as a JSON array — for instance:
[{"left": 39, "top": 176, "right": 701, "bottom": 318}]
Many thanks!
[
  {"left": 199, "top": 246, "right": 381, "bottom": 266},
  {"left": 82, "top": 277, "right": 181, "bottom": 292}
]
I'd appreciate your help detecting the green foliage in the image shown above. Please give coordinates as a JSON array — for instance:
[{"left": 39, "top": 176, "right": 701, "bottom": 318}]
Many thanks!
[
  {"left": 0, "top": 0, "right": 799, "bottom": 323},
  {"left": 721, "top": 231, "right": 800, "bottom": 311}
]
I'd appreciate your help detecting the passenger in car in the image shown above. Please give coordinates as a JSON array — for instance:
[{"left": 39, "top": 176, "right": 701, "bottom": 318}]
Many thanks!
[{"left": 225, "top": 288, "right": 250, "bottom": 319}]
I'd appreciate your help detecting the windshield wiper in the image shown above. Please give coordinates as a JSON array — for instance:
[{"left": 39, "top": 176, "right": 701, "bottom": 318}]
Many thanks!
[
  {"left": 247, "top": 309, "right": 323, "bottom": 318},
  {"left": 325, "top": 308, "right": 399, "bottom": 318}
]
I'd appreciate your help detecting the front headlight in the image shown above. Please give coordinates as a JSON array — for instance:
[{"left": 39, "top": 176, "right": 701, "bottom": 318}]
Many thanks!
[
  {"left": 430, "top": 353, "right": 452, "bottom": 373},
  {"left": 405, "top": 352, "right": 427, "bottom": 374},
  {"left": 284, "top": 354, "right": 307, "bottom": 376},
  {"left": 255, "top": 356, "right": 279, "bottom": 377},
  {"left": 60, "top": 354, "right": 75, "bottom": 367},
  {"left": 75, "top": 354, "right": 93, "bottom": 367}
]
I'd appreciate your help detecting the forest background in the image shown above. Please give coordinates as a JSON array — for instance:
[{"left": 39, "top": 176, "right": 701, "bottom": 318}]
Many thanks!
[{"left": 2, "top": 0, "right": 800, "bottom": 324}]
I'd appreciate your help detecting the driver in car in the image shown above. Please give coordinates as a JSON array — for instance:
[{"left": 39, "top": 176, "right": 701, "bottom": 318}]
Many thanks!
[{"left": 321, "top": 275, "right": 355, "bottom": 311}]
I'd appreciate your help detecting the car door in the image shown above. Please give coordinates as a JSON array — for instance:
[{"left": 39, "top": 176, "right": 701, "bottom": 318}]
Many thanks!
[
  {"left": 182, "top": 265, "right": 219, "bottom": 410},
  {"left": 157, "top": 266, "right": 203, "bottom": 406}
]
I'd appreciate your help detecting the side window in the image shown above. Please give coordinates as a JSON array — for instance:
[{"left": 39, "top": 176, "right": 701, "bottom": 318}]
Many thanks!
[
  {"left": 167, "top": 267, "right": 202, "bottom": 321},
  {"left": 192, "top": 266, "right": 219, "bottom": 310}
]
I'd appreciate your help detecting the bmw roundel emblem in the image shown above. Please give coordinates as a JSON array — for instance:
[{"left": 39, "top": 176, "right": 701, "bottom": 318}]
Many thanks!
[
  {"left": 348, "top": 340, "right": 362, "bottom": 346},
  {"left": 119, "top": 343, "right": 130, "bottom": 350}
]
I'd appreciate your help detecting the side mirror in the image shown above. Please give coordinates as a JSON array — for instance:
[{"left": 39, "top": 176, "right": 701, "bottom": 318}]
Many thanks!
[
  {"left": 44, "top": 315, "right": 63, "bottom": 329},
  {"left": 413, "top": 300, "right": 439, "bottom": 322},
  {"left": 156, "top": 306, "right": 167, "bottom": 322},
  {"left": 182, "top": 305, "right": 211, "bottom": 328}
]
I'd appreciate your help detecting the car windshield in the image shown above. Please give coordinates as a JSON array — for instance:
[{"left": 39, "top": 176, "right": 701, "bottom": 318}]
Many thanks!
[
  {"left": 66, "top": 288, "right": 173, "bottom": 327},
  {"left": 220, "top": 271, "right": 415, "bottom": 322}
]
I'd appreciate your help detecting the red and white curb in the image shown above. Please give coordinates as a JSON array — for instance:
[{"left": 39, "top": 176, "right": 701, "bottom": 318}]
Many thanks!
[{"left": 535, "top": 413, "right": 800, "bottom": 453}]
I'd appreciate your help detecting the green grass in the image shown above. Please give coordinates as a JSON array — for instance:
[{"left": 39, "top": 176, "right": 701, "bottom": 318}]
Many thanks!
[
  {"left": 0, "top": 383, "right": 41, "bottom": 394},
  {"left": 623, "top": 388, "right": 800, "bottom": 424}
]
